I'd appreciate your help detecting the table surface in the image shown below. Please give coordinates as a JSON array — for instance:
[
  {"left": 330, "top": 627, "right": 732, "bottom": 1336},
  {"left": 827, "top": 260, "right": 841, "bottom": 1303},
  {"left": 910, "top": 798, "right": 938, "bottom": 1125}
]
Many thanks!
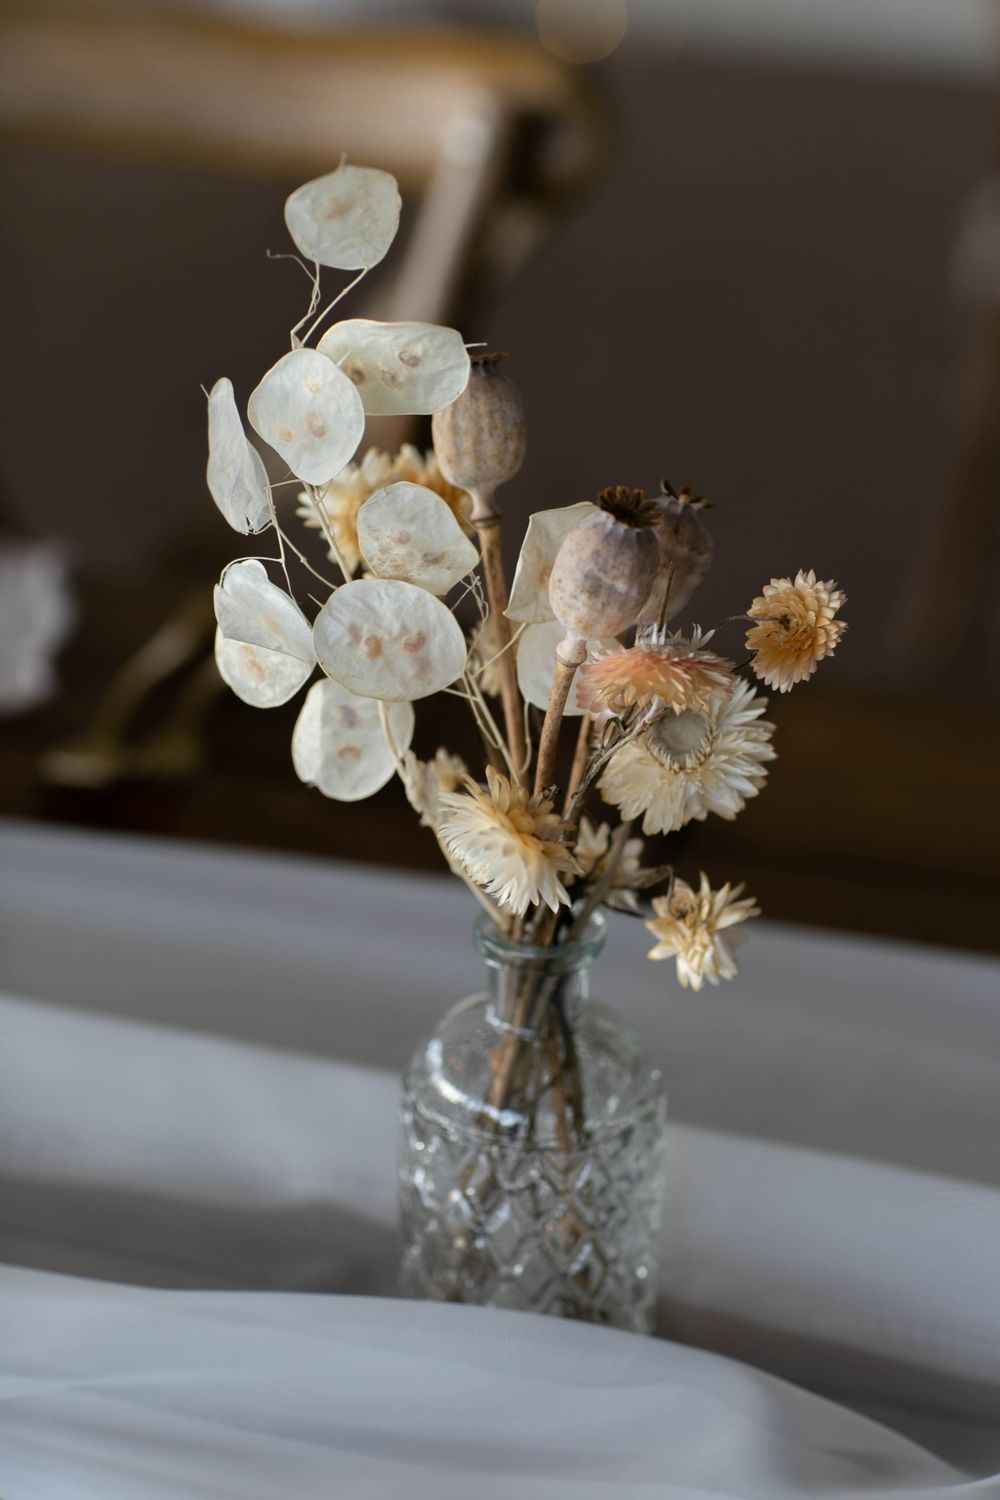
[{"left": 1, "top": 818, "right": 998, "bottom": 1495}]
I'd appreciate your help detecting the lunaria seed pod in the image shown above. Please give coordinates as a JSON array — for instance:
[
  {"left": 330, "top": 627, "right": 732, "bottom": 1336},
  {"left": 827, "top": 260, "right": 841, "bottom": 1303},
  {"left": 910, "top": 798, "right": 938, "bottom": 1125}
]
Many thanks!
[
  {"left": 548, "top": 486, "right": 661, "bottom": 665},
  {"left": 431, "top": 352, "right": 526, "bottom": 521},
  {"left": 638, "top": 482, "right": 714, "bottom": 625}
]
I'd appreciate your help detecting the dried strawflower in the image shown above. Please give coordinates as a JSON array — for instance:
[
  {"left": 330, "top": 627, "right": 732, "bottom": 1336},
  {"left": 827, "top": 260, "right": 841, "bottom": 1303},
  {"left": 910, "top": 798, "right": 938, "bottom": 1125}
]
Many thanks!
[
  {"left": 578, "top": 626, "right": 735, "bottom": 716},
  {"left": 213, "top": 559, "right": 315, "bottom": 708},
  {"left": 574, "top": 816, "right": 646, "bottom": 914},
  {"left": 298, "top": 445, "right": 469, "bottom": 575},
  {"left": 401, "top": 747, "right": 468, "bottom": 829},
  {"left": 431, "top": 353, "right": 526, "bottom": 521},
  {"left": 318, "top": 319, "right": 470, "bottom": 416},
  {"left": 646, "top": 873, "right": 759, "bottom": 990},
  {"left": 206, "top": 378, "right": 272, "bottom": 536},
  {"left": 314, "top": 577, "right": 467, "bottom": 702},
  {"left": 292, "top": 678, "right": 414, "bottom": 801},
  {"left": 548, "top": 487, "right": 660, "bottom": 663},
  {"left": 356, "top": 481, "right": 478, "bottom": 595},
  {"left": 247, "top": 348, "right": 365, "bottom": 485},
  {"left": 638, "top": 483, "right": 714, "bottom": 624},
  {"left": 598, "top": 678, "right": 775, "bottom": 834},
  {"left": 439, "top": 767, "right": 580, "bottom": 916},
  {"left": 746, "top": 570, "right": 847, "bottom": 692},
  {"left": 284, "top": 163, "right": 401, "bottom": 270},
  {"left": 505, "top": 501, "right": 596, "bottom": 624}
]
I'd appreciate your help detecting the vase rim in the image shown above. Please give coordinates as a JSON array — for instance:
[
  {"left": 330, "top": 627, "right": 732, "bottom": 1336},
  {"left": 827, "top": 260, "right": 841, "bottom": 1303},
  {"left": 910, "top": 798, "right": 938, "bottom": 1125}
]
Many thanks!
[{"left": 473, "top": 910, "right": 606, "bottom": 971}]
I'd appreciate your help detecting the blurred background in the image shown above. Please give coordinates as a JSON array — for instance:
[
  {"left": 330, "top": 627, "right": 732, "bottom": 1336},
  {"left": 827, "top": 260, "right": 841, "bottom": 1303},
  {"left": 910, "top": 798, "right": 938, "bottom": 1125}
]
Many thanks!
[{"left": 1, "top": 0, "right": 998, "bottom": 950}]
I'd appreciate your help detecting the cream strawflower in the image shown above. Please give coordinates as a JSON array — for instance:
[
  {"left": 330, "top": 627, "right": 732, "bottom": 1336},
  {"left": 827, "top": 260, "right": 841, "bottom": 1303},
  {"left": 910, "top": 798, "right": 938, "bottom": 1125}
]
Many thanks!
[
  {"left": 439, "top": 766, "right": 579, "bottom": 916},
  {"left": 401, "top": 747, "right": 468, "bottom": 830},
  {"left": 746, "top": 569, "right": 846, "bottom": 692},
  {"left": 598, "top": 678, "right": 775, "bottom": 834},
  {"left": 577, "top": 626, "right": 734, "bottom": 717},
  {"left": 297, "top": 445, "right": 471, "bottom": 573},
  {"left": 645, "top": 873, "right": 759, "bottom": 990},
  {"left": 573, "top": 816, "right": 646, "bottom": 914}
]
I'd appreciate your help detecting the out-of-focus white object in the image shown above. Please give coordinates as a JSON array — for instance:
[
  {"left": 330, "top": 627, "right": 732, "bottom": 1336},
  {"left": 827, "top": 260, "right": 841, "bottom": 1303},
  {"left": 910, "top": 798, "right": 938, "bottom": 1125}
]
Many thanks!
[
  {"left": 0, "top": 540, "right": 73, "bottom": 716},
  {"left": 0, "top": 1262, "right": 979, "bottom": 1500},
  {"left": 951, "top": 174, "right": 1000, "bottom": 309}
]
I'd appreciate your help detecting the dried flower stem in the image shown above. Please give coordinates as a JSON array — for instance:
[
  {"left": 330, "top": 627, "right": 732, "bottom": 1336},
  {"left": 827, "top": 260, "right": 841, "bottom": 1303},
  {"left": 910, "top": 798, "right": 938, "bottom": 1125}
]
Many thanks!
[
  {"left": 474, "top": 513, "right": 528, "bottom": 785},
  {"left": 533, "top": 655, "right": 580, "bottom": 798},
  {"left": 563, "top": 716, "right": 593, "bottom": 813},
  {"left": 304, "top": 483, "right": 352, "bottom": 585},
  {"left": 566, "top": 820, "right": 634, "bottom": 944},
  {"left": 655, "top": 560, "right": 677, "bottom": 633}
]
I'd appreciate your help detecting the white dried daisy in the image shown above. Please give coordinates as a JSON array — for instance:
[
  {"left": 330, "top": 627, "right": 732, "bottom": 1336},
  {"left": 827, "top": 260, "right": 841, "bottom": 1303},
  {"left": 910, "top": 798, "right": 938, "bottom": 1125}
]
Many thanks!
[
  {"left": 401, "top": 747, "right": 468, "bottom": 830},
  {"left": 439, "top": 766, "right": 580, "bottom": 916},
  {"left": 297, "top": 445, "right": 471, "bottom": 574},
  {"left": 598, "top": 679, "right": 776, "bottom": 835},
  {"left": 646, "top": 873, "right": 759, "bottom": 991},
  {"left": 746, "top": 569, "right": 846, "bottom": 692}
]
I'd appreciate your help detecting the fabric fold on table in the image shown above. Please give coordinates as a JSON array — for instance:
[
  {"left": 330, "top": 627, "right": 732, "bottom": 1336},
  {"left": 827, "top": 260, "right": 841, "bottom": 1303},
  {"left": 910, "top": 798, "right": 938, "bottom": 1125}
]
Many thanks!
[
  {"left": 1, "top": 989, "right": 998, "bottom": 1474},
  {"left": 0, "top": 1263, "right": 993, "bottom": 1500}
]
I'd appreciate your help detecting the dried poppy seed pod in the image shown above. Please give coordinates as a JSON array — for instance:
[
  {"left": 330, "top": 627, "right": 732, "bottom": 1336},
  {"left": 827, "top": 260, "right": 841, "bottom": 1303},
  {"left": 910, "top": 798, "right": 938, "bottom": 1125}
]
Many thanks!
[
  {"left": 431, "top": 352, "right": 526, "bottom": 521},
  {"left": 637, "top": 482, "right": 714, "bottom": 625},
  {"left": 548, "top": 486, "right": 661, "bottom": 665}
]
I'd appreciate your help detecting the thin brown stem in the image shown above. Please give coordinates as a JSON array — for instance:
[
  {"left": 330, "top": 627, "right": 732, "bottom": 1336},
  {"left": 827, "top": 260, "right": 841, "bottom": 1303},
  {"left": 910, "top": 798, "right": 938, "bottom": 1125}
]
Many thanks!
[
  {"left": 534, "top": 656, "right": 579, "bottom": 798},
  {"left": 563, "top": 716, "right": 593, "bottom": 814},
  {"left": 655, "top": 560, "right": 677, "bottom": 633},
  {"left": 474, "top": 515, "right": 528, "bottom": 786}
]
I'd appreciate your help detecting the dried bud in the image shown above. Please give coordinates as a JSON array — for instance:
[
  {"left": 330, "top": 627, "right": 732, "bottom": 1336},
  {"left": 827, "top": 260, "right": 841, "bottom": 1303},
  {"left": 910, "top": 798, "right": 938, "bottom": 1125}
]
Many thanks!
[
  {"left": 431, "top": 353, "right": 526, "bottom": 521},
  {"left": 637, "top": 481, "right": 714, "bottom": 625},
  {"left": 548, "top": 487, "right": 660, "bottom": 662}
]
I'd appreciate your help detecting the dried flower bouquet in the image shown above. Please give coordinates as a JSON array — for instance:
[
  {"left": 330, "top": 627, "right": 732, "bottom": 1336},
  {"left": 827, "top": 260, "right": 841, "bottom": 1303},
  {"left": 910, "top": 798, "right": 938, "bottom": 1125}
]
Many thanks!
[{"left": 206, "top": 159, "right": 847, "bottom": 1069}]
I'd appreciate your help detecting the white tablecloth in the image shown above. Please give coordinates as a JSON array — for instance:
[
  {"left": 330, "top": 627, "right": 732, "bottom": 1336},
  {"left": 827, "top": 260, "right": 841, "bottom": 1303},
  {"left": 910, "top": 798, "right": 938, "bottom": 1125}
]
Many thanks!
[{"left": 1, "top": 820, "right": 998, "bottom": 1494}]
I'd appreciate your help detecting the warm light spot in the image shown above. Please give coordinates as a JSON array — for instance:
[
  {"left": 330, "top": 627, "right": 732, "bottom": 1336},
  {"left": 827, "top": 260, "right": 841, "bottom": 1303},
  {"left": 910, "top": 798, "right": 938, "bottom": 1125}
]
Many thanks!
[{"left": 536, "top": 0, "right": 628, "bottom": 64}]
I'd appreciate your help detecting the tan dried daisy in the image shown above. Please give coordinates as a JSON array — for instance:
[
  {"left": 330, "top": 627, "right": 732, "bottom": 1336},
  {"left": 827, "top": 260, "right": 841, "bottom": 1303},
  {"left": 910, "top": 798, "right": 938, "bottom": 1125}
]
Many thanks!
[
  {"left": 401, "top": 747, "right": 468, "bottom": 830},
  {"left": 645, "top": 873, "right": 759, "bottom": 991},
  {"left": 297, "top": 445, "right": 471, "bottom": 574},
  {"left": 439, "top": 766, "right": 579, "bottom": 916},
  {"left": 598, "top": 678, "right": 776, "bottom": 835},
  {"left": 577, "top": 627, "right": 735, "bottom": 717},
  {"left": 746, "top": 569, "right": 846, "bottom": 692}
]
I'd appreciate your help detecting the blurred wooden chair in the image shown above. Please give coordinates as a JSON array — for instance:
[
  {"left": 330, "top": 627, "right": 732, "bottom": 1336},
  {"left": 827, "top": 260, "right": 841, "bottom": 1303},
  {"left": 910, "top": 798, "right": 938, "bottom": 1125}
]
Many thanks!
[{"left": 0, "top": 4, "right": 608, "bottom": 785}]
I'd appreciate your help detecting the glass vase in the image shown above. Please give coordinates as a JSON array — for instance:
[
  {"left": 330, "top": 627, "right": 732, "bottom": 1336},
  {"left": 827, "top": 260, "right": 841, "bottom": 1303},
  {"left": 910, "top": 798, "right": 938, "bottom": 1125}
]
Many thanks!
[{"left": 398, "top": 913, "right": 667, "bottom": 1333}]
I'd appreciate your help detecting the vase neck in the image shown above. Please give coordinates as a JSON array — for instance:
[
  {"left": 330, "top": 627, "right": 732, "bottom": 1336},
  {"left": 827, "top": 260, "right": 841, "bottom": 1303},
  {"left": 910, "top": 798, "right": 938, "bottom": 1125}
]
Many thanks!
[{"left": 474, "top": 915, "right": 605, "bottom": 1033}]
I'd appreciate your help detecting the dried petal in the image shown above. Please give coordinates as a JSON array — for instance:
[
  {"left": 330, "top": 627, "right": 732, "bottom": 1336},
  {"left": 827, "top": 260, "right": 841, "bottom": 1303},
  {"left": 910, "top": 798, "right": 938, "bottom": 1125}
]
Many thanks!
[
  {"left": 291, "top": 677, "right": 414, "bottom": 801},
  {"left": 214, "top": 558, "right": 314, "bottom": 660},
  {"left": 284, "top": 163, "right": 401, "bottom": 270},
  {"left": 516, "top": 621, "right": 614, "bottom": 715},
  {"left": 318, "top": 320, "right": 470, "bottom": 416},
  {"left": 206, "top": 378, "right": 272, "bottom": 535},
  {"left": 314, "top": 577, "right": 467, "bottom": 702},
  {"left": 357, "top": 481, "right": 478, "bottom": 595},
  {"left": 247, "top": 348, "right": 365, "bottom": 486},
  {"left": 506, "top": 501, "right": 596, "bottom": 624}
]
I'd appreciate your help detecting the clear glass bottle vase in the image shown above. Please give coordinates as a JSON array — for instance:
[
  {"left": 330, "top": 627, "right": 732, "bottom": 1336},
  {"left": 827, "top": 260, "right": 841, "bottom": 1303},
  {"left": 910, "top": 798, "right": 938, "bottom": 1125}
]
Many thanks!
[{"left": 398, "top": 913, "right": 667, "bottom": 1333}]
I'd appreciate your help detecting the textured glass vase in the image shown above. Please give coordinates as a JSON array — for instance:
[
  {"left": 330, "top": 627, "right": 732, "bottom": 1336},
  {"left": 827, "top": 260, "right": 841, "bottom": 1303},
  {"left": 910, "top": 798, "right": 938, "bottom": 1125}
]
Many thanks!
[{"left": 399, "top": 913, "right": 667, "bottom": 1333}]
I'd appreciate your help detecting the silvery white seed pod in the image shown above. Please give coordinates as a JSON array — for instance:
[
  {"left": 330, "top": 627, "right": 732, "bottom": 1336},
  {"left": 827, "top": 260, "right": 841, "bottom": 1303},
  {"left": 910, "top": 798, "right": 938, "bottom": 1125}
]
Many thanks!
[
  {"left": 637, "top": 481, "right": 714, "bottom": 625},
  {"left": 431, "top": 352, "right": 526, "bottom": 521},
  {"left": 548, "top": 486, "right": 661, "bottom": 664}
]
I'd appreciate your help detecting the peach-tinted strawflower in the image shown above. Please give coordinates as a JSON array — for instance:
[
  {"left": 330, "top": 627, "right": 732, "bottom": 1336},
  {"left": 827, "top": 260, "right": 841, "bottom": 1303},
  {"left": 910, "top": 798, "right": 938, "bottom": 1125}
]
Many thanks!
[
  {"left": 577, "top": 627, "right": 735, "bottom": 717},
  {"left": 746, "top": 570, "right": 846, "bottom": 692}
]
